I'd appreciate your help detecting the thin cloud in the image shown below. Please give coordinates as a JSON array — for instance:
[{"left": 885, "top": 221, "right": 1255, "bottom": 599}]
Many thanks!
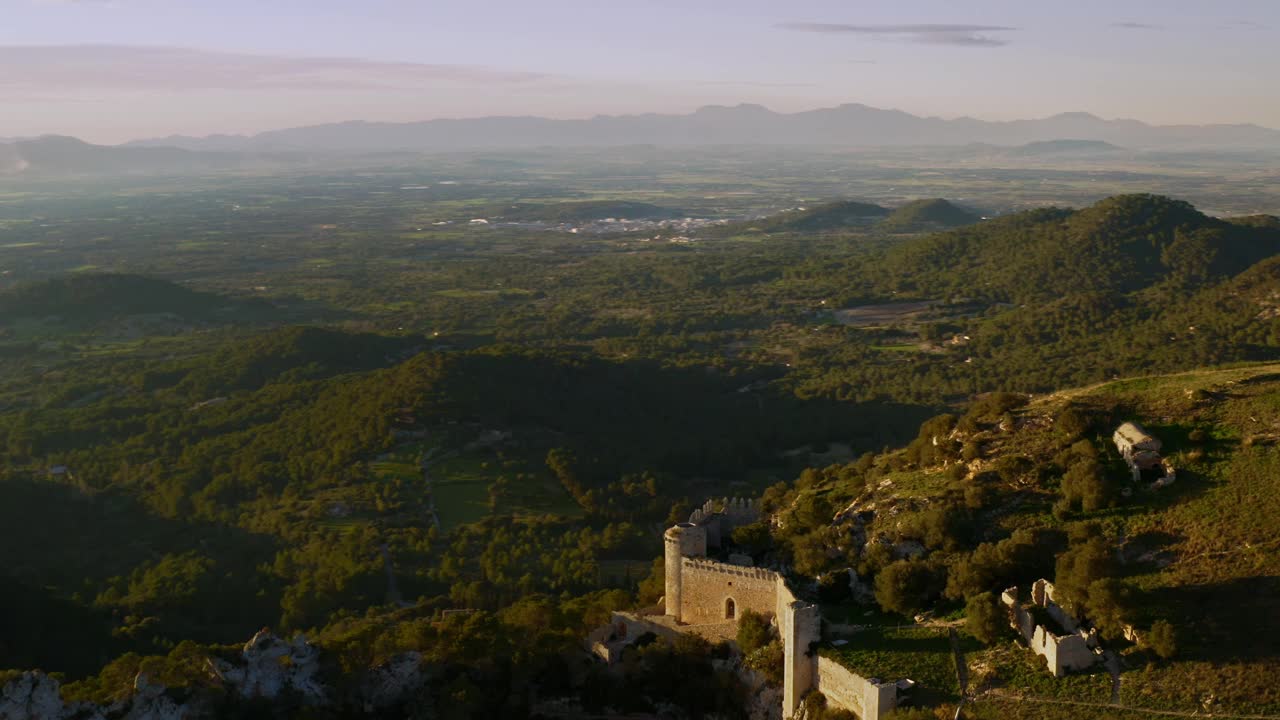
[
  {"left": 1111, "top": 22, "right": 1162, "bottom": 30},
  {"left": 0, "top": 45, "right": 553, "bottom": 93},
  {"left": 777, "top": 22, "right": 1016, "bottom": 46},
  {"left": 697, "top": 80, "right": 818, "bottom": 88}
]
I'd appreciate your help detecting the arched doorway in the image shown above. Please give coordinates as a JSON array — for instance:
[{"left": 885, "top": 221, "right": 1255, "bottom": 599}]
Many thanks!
[{"left": 725, "top": 597, "right": 736, "bottom": 620}]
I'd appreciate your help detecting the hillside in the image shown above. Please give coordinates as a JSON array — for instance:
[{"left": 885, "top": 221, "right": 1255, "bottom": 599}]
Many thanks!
[
  {"left": 0, "top": 274, "right": 234, "bottom": 324},
  {"left": 876, "top": 194, "right": 1280, "bottom": 302},
  {"left": 878, "top": 198, "right": 982, "bottom": 232},
  {"left": 766, "top": 363, "right": 1280, "bottom": 718}
]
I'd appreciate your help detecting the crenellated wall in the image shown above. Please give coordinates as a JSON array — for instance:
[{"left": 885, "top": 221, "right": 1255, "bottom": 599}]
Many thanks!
[
  {"left": 688, "top": 497, "right": 762, "bottom": 547},
  {"left": 677, "top": 557, "right": 780, "bottom": 625}
]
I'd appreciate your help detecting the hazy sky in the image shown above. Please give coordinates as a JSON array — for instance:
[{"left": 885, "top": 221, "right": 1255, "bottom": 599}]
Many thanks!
[{"left": 2, "top": 0, "right": 1278, "bottom": 143}]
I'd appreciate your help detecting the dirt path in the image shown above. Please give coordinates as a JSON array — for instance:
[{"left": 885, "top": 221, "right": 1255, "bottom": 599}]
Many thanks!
[
  {"left": 378, "top": 542, "right": 409, "bottom": 607},
  {"left": 1104, "top": 650, "right": 1122, "bottom": 704},
  {"left": 980, "top": 691, "right": 1280, "bottom": 719}
]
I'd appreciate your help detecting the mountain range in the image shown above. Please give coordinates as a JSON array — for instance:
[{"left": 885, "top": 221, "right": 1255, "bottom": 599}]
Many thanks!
[{"left": 123, "top": 103, "right": 1280, "bottom": 152}]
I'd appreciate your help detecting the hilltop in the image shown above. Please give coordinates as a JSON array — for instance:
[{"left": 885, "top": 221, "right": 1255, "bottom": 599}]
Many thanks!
[{"left": 1006, "top": 139, "right": 1126, "bottom": 156}]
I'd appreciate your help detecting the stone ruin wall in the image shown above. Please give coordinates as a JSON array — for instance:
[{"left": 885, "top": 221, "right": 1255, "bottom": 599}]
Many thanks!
[
  {"left": 814, "top": 656, "right": 898, "bottom": 720},
  {"left": 677, "top": 557, "right": 781, "bottom": 625},
  {"left": 1001, "top": 581, "right": 1099, "bottom": 678}
]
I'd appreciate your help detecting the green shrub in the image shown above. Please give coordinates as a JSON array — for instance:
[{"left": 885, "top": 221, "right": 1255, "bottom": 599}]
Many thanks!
[
  {"left": 1145, "top": 619, "right": 1178, "bottom": 659},
  {"left": 875, "top": 559, "right": 946, "bottom": 616},
  {"left": 966, "top": 592, "right": 1006, "bottom": 645},
  {"left": 736, "top": 609, "right": 772, "bottom": 654}
]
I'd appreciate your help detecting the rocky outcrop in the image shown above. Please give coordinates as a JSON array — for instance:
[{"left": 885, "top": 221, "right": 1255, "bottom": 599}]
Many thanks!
[
  {"left": 207, "top": 629, "right": 326, "bottom": 704},
  {"left": 1, "top": 630, "right": 330, "bottom": 720},
  {"left": 2, "top": 670, "right": 203, "bottom": 720},
  {"left": 120, "top": 674, "right": 186, "bottom": 720}
]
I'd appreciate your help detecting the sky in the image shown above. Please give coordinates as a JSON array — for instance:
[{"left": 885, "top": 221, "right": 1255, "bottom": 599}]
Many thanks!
[{"left": 1, "top": 0, "right": 1277, "bottom": 144}]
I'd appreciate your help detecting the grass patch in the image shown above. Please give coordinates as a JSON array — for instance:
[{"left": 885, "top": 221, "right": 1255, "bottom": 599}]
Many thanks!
[{"left": 821, "top": 625, "right": 977, "bottom": 705}]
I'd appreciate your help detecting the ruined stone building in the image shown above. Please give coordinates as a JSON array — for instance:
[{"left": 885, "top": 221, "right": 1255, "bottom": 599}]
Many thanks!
[
  {"left": 1001, "top": 580, "right": 1101, "bottom": 677},
  {"left": 1113, "top": 421, "right": 1175, "bottom": 486}
]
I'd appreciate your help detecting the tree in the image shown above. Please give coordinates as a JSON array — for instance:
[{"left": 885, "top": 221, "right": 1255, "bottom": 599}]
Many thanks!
[
  {"left": 874, "top": 560, "right": 945, "bottom": 616},
  {"left": 730, "top": 522, "right": 772, "bottom": 556},
  {"left": 635, "top": 558, "right": 665, "bottom": 606},
  {"left": 736, "top": 609, "right": 772, "bottom": 654},
  {"left": 1055, "top": 407, "right": 1092, "bottom": 441},
  {"left": 966, "top": 592, "right": 1006, "bottom": 645},
  {"left": 1145, "top": 620, "right": 1178, "bottom": 659},
  {"left": 1053, "top": 535, "right": 1116, "bottom": 617},
  {"left": 1085, "top": 578, "right": 1132, "bottom": 639}
]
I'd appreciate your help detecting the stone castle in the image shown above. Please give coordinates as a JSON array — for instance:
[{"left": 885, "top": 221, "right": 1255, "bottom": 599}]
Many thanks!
[{"left": 589, "top": 497, "right": 899, "bottom": 720}]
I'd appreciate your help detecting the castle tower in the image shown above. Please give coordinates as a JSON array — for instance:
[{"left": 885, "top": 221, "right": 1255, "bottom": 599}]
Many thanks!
[
  {"left": 663, "top": 523, "right": 707, "bottom": 619},
  {"left": 781, "top": 600, "right": 821, "bottom": 718}
]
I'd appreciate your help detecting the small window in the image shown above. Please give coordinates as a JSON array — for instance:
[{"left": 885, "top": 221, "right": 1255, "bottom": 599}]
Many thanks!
[{"left": 725, "top": 598, "right": 736, "bottom": 620}]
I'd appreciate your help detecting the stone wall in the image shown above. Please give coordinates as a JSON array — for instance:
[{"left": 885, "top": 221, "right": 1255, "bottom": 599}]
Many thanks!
[
  {"left": 677, "top": 558, "right": 780, "bottom": 625},
  {"left": 815, "top": 656, "right": 898, "bottom": 720}
]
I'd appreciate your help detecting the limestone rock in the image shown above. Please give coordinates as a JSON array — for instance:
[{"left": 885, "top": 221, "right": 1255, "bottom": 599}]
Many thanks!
[{"left": 1, "top": 672, "right": 67, "bottom": 720}]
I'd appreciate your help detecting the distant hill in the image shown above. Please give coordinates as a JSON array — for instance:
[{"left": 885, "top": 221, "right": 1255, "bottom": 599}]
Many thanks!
[
  {"left": 737, "top": 200, "right": 890, "bottom": 233},
  {"left": 487, "top": 200, "right": 683, "bottom": 223},
  {"left": 878, "top": 194, "right": 1280, "bottom": 302},
  {"left": 0, "top": 274, "right": 233, "bottom": 324},
  {"left": 124, "top": 104, "right": 1280, "bottom": 152},
  {"left": 0, "top": 136, "right": 300, "bottom": 177},
  {"left": 1006, "top": 139, "right": 1125, "bottom": 156},
  {"left": 879, "top": 199, "right": 982, "bottom": 232},
  {"left": 1228, "top": 214, "right": 1280, "bottom": 230}
]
